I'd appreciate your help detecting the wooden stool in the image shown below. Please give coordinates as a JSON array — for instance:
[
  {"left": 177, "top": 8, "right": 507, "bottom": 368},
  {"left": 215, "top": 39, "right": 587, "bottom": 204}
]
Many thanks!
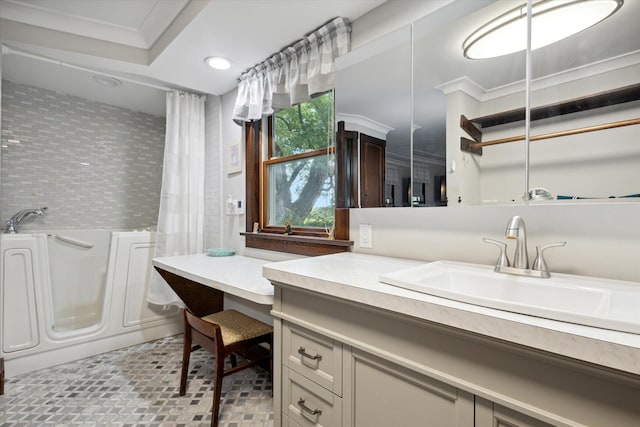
[{"left": 180, "top": 308, "right": 273, "bottom": 427}]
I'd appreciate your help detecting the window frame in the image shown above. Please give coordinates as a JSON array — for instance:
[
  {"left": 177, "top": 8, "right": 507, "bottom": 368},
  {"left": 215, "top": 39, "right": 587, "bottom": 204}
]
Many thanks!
[
  {"left": 261, "top": 116, "right": 336, "bottom": 237},
  {"left": 242, "top": 117, "right": 352, "bottom": 256}
]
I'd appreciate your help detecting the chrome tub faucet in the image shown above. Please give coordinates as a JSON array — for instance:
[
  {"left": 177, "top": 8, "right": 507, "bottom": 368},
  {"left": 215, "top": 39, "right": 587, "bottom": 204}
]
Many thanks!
[{"left": 4, "top": 207, "right": 48, "bottom": 234}]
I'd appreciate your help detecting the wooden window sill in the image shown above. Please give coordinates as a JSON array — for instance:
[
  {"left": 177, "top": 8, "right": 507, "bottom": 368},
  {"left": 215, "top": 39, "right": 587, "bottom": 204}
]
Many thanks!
[{"left": 240, "top": 232, "right": 353, "bottom": 256}]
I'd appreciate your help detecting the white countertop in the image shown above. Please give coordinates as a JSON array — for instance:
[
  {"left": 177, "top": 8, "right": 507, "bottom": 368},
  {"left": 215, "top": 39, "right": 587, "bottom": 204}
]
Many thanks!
[
  {"left": 152, "top": 254, "right": 274, "bottom": 305},
  {"left": 263, "top": 252, "right": 640, "bottom": 376}
]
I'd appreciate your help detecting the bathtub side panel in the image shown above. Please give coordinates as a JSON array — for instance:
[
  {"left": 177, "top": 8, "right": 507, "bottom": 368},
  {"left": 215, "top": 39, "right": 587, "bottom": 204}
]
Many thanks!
[
  {"left": 107, "top": 232, "right": 179, "bottom": 331},
  {"left": 1, "top": 238, "right": 40, "bottom": 353}
]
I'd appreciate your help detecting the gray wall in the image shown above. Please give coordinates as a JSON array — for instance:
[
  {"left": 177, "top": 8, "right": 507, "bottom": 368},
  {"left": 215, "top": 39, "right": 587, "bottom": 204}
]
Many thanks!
[{"left": 1, "top": 80, "right": 165, "bottom": 231}]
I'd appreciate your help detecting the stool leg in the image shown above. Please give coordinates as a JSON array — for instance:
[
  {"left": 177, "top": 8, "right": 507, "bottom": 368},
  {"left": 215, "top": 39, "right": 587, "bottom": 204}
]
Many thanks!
[
  {"left": 230, "top": 353, "right": 238, "bottom": 368},
  {"left": 1, "top": 357, "right": 4, "bottom": 396},
  {"left": 211, "top": 353, "right": 225, "bottom": 427},
  {"left": 180, "top": 328, "right": 192, "bottom": 396}
]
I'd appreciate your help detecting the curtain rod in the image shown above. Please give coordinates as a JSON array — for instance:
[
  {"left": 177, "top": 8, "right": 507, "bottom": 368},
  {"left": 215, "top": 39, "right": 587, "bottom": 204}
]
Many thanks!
[{"left": 1, "top": 44, "right": 174, "bottom": 93}]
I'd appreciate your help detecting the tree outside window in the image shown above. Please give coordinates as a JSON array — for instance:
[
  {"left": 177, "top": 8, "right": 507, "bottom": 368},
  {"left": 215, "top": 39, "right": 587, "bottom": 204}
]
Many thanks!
[{"left": 264, "top": 91, "right": 335, "bottom": 229}]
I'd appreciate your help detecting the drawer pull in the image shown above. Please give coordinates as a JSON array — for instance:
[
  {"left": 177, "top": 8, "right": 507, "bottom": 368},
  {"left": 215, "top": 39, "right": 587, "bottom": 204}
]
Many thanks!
[
  {"left": 297, "top": 397, "right": 322, "bottom": 416},
  {"left": 298, "top": 347, "right": 322, "bottom": 361}
]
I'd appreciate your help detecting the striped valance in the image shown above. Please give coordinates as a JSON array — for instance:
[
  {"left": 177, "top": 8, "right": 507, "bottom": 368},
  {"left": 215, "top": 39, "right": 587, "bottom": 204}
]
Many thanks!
[{"left": 232, "top": 17, "right": 351, "bottom": 123}]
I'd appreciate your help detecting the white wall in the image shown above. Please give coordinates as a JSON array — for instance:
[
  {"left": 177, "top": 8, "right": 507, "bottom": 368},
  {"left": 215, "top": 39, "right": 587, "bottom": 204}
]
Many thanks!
[{"left": 350, "top": 203, "right": 640, "bottom": 282}]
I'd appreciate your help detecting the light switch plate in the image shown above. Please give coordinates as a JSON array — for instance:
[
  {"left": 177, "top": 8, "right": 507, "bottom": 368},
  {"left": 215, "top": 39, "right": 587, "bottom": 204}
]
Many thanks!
[{"left": 359, "top": 224, "right": 373, "bottom": 248}]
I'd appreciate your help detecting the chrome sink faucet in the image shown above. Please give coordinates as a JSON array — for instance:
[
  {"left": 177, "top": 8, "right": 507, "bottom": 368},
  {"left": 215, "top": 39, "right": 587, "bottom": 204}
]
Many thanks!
[
  {"left": 4, "top": 207, "right": 47, "bottom": 233},
  {"left": 484, "top": 215, "right": 565, "bottom": 278},
  {"left": 505, "top": 215, "right": 528, "bottom": 269}
]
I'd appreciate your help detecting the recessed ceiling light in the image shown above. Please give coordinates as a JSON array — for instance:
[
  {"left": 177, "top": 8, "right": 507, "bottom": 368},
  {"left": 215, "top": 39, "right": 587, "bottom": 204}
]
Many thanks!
[
  {"left": 92, "top": 75, "right": 123, "bottom": 87},
  {"left": 463, "top": 0, "right": 623, "bottom": 59},
  {"left": 205, "top": 56, "right": 232, "bottom": 70}
]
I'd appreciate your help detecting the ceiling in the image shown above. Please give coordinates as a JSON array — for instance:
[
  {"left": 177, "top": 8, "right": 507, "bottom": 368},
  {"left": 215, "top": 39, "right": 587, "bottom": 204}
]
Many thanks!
[{"left": 0, "top": 0, "right": 386, "bottom": 116}]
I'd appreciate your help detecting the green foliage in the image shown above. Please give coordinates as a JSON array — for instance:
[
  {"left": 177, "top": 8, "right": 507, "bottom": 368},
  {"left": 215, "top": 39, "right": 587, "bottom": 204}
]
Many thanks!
[
  {"left": 302, "top": 206, "right": 335, "bottom": 227},
  {"left": 274, "top": 91, "right": 334, "bottom": 156}
]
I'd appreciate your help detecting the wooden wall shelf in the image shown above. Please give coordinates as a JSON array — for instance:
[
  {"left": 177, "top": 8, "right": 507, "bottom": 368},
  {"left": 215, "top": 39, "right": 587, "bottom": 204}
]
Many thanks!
[{"left": 460, "top": 83, "right": 640, "bottom": 155}]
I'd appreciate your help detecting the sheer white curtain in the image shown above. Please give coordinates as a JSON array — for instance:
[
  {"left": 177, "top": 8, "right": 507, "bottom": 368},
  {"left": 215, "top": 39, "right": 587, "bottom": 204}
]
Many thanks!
[
  {"left": 233, "top": 17, "right": 350, "bottom": 123},
  {"left": 148, "top": 90, "right": 206, "bottom": 307}
]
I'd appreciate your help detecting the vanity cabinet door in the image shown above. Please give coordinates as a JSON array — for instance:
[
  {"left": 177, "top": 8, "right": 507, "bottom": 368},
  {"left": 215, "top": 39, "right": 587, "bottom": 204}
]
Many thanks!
[
  {"left": 475, "top": 397, "right": 554, "bottom": 427},
  {"left": 343, "top": 347, "right": 474, "bottom": 427}
]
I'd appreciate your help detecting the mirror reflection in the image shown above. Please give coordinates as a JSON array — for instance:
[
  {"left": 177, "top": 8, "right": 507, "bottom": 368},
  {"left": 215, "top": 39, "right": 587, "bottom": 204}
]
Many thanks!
[
  {"left": 528, "top": 0, "right": 640, "bottom": 202},
  {"left": 335, "top": 25, "right": 412, "bottom": 208},
  {"left": 337, "top": 0, "right": 639, "bottom": 208},
  {"left": 413, "top": 0, "right": 528, "bottom": 206}
]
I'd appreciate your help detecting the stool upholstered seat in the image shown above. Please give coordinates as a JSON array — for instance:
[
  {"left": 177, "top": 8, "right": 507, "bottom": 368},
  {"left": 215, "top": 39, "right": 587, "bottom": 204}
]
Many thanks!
[
  {"left": 180, "top": 308, "right": 273, "bottom": 427},
  {"left": 201, "top": 310, "right": 273, "bottom": 346}
]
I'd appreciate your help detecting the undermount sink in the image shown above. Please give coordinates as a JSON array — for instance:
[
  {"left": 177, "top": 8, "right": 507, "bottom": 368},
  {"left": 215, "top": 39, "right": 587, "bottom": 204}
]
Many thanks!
[{"left": 379, "top": 261, "right": 640, "bottom": 334}]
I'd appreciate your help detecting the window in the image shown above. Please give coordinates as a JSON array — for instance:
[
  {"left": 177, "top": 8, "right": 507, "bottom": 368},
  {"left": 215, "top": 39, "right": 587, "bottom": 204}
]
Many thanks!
[
  {"left": 265, "top": 91, "right": 335, "bottom": 232},
  {"left": 243, "top": 91, "right": 352, "bottom": 255}
]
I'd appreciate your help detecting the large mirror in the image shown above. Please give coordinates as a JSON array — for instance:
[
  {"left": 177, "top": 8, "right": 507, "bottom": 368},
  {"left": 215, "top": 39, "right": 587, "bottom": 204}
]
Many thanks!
[{"left": 337, "top": 0, "right": 639, "bottom": 208}]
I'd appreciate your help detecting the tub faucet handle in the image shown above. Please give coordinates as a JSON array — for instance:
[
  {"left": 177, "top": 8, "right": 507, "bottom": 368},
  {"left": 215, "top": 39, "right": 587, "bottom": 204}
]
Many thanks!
[
  {"left": 532, "top": 241, "right": 566, "bottom": 273},
  {"left": 483, "top": 238, "right": 510, "bottom": 268}
]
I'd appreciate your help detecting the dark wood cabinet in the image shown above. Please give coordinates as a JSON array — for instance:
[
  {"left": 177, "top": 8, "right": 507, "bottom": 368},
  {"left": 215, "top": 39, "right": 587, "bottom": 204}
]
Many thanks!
[
  {"left": 359, "top": 134, "right": 386, "bottom": 208},
  {"left": 336, "top": 122, "right": 387, "bottom": 208}
]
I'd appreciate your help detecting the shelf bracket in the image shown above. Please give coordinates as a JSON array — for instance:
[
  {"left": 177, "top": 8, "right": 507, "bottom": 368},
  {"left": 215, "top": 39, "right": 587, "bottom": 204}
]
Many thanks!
[
  {"left": 461, "top": 137, "right": 482, "bottom": 155},
  {"left": 460, "top": 115, "right": 482, "bottom": 142}
]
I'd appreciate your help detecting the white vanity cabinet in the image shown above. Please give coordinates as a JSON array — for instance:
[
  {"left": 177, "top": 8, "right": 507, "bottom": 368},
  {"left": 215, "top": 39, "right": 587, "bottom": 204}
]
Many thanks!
[
  {"left": 280, "top": 321, "right": 474, "bottom": 427},
  {"left": 266, "top": 253, "right": 640, "bottom": 427}
]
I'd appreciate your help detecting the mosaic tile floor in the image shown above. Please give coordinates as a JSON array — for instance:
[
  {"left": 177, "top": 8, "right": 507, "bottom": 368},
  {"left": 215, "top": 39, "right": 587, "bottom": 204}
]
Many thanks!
[{"left": 0, "top": 335, "right": 273, "bottom": 426}]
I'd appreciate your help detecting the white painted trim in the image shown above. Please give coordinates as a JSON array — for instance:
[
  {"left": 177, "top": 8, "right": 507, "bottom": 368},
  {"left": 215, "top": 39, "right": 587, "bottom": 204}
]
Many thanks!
[
  {"left": 336, "top": 113, "right": 394, "bottom": 140},
  {"left": 0, "top": 0, "right": 189, "bottom": 48},
  {"left": 438, "top": 50, "right": 640, "bottom": 103}
]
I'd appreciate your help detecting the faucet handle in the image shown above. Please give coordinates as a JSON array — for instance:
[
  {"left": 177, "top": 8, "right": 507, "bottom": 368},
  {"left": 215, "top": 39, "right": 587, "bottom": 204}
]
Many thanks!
[
  {"left": 532, "top": 241, "right": 566, "bottom": 273},
  {"left": 483, "top": 238, "right": 510, "bottom": 268}
]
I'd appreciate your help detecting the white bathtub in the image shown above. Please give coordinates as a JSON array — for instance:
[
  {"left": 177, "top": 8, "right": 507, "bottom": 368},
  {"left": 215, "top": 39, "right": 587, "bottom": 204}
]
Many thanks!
[{"left": 0, "top": 230, "right": 181, "bottom": 377}]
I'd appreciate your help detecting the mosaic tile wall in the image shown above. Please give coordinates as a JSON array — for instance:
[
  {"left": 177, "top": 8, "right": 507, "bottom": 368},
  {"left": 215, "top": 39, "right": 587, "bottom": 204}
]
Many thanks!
[{"left": 0, "top": 80, "right": 166, "bottom": 231}]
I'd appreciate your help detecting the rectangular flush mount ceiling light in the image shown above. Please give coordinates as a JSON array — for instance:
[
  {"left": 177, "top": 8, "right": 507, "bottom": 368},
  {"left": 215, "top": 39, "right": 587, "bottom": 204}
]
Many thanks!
[{"left": 463, "top": 0, "right": 623, "bottom": 59}]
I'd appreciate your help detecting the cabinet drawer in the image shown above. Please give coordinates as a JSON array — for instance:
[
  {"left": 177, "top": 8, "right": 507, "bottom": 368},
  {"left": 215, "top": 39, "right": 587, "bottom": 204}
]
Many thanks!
[
  {"left": 283, "top": 322, "right": 342, "bottom": 395},
  {"left": 283, "top": 368, "right": 342, "bottom": 427},
  {"left": 282, "top": 414, "right": 303, "bottom": 427}
]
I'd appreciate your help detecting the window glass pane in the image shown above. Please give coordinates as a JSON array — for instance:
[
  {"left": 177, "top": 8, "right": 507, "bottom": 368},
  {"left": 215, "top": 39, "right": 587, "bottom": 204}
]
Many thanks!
[
  {"left": 273, "top": 91, "right": 334, "bottom": 158},
  {"left": 267, "top": 154, "right": 335, "bottom": 228}
]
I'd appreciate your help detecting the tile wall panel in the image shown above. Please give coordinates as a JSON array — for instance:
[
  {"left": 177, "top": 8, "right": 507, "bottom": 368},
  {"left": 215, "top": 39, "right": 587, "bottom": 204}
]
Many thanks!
[{"left": 0, "top": 80, "right": 165, "bottom": 231}]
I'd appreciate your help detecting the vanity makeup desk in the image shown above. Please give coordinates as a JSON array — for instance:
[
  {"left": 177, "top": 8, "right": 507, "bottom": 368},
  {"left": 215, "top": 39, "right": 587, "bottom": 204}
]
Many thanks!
[{"left": 152, "top": 254, "right": 274, "bottom": 317}]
